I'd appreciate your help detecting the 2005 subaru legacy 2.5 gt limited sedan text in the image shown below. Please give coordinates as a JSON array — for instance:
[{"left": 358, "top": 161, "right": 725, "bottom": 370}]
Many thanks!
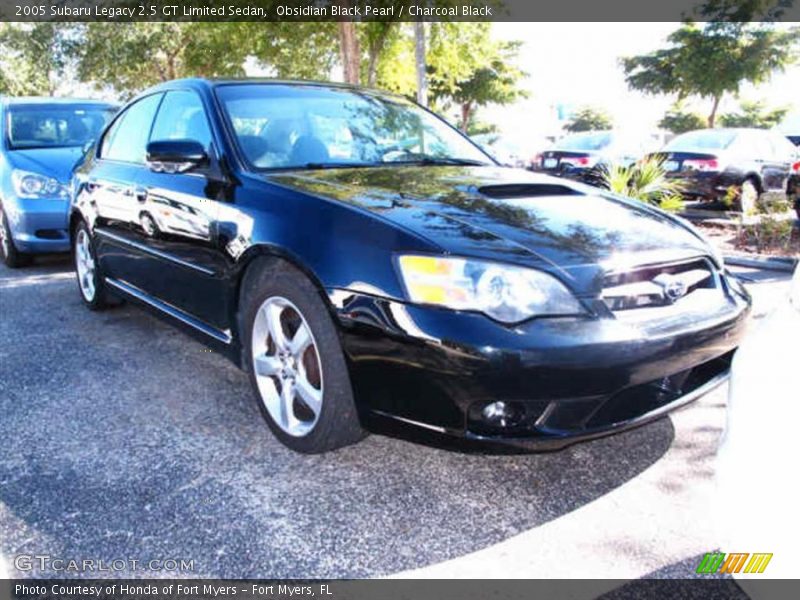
[{"left": 69, "top": 79, "right": 751, "bottom": 453}]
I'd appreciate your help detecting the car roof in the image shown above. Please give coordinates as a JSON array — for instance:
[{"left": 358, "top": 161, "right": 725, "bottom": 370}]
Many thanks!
[
  {"left": 144, "top": 77, "right": 402, "bottom": 99},
  {"left": 1, "top": 96, "right": 117, "bottom": 106},
  {"left": 679, "top": 127, "right": 769, "bottom": 136}
]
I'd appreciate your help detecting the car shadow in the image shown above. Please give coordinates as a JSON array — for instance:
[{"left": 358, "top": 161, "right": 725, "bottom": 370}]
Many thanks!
[
  {"left": 0, "top": 255, "right": 676, "bottom": 579},
  {"left": 600, "top": 553, "right": 749, "bottom": 598}
]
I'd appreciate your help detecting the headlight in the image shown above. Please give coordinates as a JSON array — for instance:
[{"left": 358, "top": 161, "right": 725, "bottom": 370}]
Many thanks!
[
  {"left": 11, "top": 169, "right": 68, "bottom": 199},
  {"left": 397, "top": 255, "right": 585, "bottom": 323}
]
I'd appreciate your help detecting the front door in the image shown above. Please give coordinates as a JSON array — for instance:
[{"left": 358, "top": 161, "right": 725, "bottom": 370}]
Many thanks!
[{"left": 132, "top": 90, "right": 228, "bottom": 332}]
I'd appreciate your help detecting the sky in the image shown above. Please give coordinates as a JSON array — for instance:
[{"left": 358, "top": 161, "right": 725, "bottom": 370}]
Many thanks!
[{"left": 484, "top": 22, "right": 800, "bottom": 139}]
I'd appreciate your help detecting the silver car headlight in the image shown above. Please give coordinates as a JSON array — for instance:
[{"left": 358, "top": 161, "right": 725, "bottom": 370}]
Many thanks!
[
  {"left": 11, "top": 169, "right": 69, "bottom": 199},
  {"left": 397, "top": 255, "right": 585, "bottom": 323}
]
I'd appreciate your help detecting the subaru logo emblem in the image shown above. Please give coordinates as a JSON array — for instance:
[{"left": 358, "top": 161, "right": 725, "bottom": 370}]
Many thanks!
[{"left": 654, "top": 273, "right": 688, "bottom": 303}]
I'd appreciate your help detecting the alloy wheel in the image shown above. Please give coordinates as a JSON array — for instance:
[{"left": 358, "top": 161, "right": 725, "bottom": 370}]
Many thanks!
[
  {"left": 251, "top": 296, "right": 324, "bottom": 437},
  {"left": 75, "top": 229, "right": 96, "bottom": 301},
  {"left": 739, "top": 180, "right": 758, "bottom": 214}
]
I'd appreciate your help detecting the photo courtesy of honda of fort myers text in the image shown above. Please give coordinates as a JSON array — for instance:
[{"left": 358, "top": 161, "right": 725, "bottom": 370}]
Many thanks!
[{"left": 1, "top": 0, "right": 800, "bottom": 599}]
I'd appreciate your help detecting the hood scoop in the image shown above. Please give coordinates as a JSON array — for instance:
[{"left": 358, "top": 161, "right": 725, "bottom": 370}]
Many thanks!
[{"left": 478, "top": 183, "right": 584, "bottom": 199}]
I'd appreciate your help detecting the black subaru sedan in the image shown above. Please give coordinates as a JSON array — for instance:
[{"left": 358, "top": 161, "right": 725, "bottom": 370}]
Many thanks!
[{"left": 69, "top": 79, "right": 750, "bottom": 453}]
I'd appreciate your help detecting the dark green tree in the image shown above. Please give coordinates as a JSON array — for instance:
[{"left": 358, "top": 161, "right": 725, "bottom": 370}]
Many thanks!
[
  {"left": 0, "top": 23, "right": 76, "bottom": 96},
  {"left": 564, "top": 107, "right": 613, "bottom": 132},
  {"left": 719, "top": 100, "right": 789, "bottom": 128},
  {"left": 622, "top": 22, "right": 798, "bottom": 127},
  {"left": 659, "top": 103, "right": 708, "bottom": 133}
]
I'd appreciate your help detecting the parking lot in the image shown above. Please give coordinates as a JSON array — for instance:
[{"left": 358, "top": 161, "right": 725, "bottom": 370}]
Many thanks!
[{"left": 0, "top": 256, "right": 792, "bottom": 579}]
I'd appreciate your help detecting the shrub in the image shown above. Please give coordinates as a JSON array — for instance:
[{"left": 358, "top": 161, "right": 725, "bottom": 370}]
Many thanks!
[
  {"left": 601, "top": 157, "right": 686, "bottom": 213},
  {"left": 737, "top": 215, "right": 797, "bottom": 253}
]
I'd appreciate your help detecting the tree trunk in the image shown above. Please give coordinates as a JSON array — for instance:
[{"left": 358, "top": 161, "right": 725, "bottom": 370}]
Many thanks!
[
  {"left": 708, "top": 94, "right": 722, "bottom": 128},
  {"left": 338, "top": 21, "right": 361, "bottom": 85},
  {"left": 366, "top": 23, "right": 393, "bottom": 88},
  {"left": 460, "top": 102, "right": 473, "bottom": 133},
  {"left": 414, "top": 21, "right": 427, "bottom": 106}
]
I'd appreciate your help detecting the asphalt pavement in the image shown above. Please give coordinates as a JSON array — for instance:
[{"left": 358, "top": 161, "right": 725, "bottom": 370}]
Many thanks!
[{"left": 0, "top": 255, "right": 792, "bottom": 580}]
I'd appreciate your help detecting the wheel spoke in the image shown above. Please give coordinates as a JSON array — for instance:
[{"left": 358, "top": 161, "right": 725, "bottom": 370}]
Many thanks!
[
  {"left": 279, "top": 379, "right": 300, "bottom": 431},
  {"left": 288, "top": 323, "right": 311, "bottom": 356},
  {"left": 264, "top": 303, "right": 288, "bottom": 351},
  {"left": 295, "top": 375, "right": 322, "bottom": 415},
  {"left": 254, "top": 354, "right": 282, "bottom": 378}
]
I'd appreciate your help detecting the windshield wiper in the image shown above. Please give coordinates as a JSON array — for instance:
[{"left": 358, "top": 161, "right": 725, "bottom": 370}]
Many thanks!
[
  {"left": 293, "top": 162, "right": 383, "bottom": 170},
  {"left": 395, "top": 157, "right": 492, "bottom": 167}
]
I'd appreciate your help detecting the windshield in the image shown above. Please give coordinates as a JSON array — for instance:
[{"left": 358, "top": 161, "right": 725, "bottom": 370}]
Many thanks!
[
  {"left": 215, "top": 84, "right": 492, "bottom": 170},
  {"left": 7, "top": 104, "right": 116, "bottom": 150},
  {"left": 557, "top": 132, "right": 612, "bottom": 151},
  {"left": 664, "top": 129, "right": 737, "bottom": 152}
]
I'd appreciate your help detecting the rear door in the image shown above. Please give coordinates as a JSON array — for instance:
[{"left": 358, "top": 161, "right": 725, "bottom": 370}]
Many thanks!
[
  {"left": 748, "top": 131, "right": 784, "bottom": 191},
  {"left": 767, "top": 131, "right": 798, "bottom": 193}
]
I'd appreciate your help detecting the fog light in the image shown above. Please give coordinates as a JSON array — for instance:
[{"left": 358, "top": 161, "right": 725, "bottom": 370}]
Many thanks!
[{"left": 481, "top": 401, "right": 524, "bottom": 428}]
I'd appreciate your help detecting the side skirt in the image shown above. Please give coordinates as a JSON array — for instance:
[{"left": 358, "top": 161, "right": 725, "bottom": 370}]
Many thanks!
[{"left": 105, "top": 277, "right": 242, "bottom": 366}]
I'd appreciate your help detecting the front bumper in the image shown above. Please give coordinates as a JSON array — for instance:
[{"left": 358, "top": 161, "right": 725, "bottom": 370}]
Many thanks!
[
  {"left": 331, "top": 276, "right": 751, "bottom": 449},
  {"left": 1, "top": 196, "right": 70, "bottom": 253}
]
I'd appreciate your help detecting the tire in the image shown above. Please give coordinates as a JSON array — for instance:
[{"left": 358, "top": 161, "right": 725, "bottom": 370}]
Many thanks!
[
  {"left": 73, "top": 220, "right": 113, "bottom": 310},
  {"left": 735, "top": 178, "right": 760, "bottom": 214},
  {"left": 0, "top": 202, "right": 32, "bottom": 268},
  {"left": 240, "top": 258, "right": 365, "bottom": 453}
]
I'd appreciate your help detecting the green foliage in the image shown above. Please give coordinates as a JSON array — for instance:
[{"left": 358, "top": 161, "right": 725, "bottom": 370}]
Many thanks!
[
  {"left": 658, "top": 103, "right": 707, "bottom": 133},
  {"left": 719, "top": 99, "right": 789, "bottom": 128},
  {"left": 466, "top": 119, "right": 498, "bottom": 136},
  {"left": 0, "top": 19, "right": 527, "bottom": 126},
  {"left": 564, "top": 107, "right": 613, "bottom": 132},
  {"left": 693, "top": 0, "right": 792, "bottom": 21},
  {"left": 74, "top": 23, "right": 250, "bottom": 97},
  {"left": 737, "top": 214, "right": 797, "bottom": 254},
  {"left": 622, "top": 22, "right": 798, "bottom": 127},
  {"left": 602, "top": 157, "right": 686, "bottom": 213},
  {"left": 249, "top": 23, "right": 339, "bottom": 81},
  {"left": 0, "top": 23, "right": 75, "bottom": 96}
]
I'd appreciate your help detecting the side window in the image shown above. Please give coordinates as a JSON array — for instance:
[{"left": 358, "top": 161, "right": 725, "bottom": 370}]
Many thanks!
[
  {"left": 101, "top": 94, "right": 163, "bottom": 164},
  {"left": 150, "top": 91, "right": 212, "bottom": 150}
]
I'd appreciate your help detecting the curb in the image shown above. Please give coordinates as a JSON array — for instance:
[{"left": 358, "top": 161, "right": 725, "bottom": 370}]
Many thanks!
[{"left": 724, "top": 253, "right": 798, "bottom": 273}]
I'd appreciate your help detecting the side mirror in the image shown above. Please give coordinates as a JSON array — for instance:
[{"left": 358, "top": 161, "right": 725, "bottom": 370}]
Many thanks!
[{"left": 146, "top": 140, "right": 208, "bottom": 174}]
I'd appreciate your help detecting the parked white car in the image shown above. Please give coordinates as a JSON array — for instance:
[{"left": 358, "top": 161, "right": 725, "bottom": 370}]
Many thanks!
[{"left": 715, "top": 264, "right": 799, "bottom": 588}]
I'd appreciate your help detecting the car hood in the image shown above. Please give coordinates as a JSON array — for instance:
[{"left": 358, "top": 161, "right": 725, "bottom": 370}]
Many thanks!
[
  {"left": 6, "top": 146, "right": 86, "bottom": 183},
  {"left": 266, "top": 166, "right": 714, "bottom": 292}
]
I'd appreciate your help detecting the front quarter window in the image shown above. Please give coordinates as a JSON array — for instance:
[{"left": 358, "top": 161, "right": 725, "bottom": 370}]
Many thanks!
[{"left": 215, "top": 84, "right": 492, "bottom": 170}]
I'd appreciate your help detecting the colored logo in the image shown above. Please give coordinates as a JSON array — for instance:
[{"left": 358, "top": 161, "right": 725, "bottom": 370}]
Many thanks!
[{"left": 696, "top": 552, "right": 773, "bottom": 574}]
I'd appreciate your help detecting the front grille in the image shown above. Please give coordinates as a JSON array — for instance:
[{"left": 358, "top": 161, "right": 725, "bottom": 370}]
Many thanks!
[{"left": 601, "top": 258, "right": 717, "bottom": 311}]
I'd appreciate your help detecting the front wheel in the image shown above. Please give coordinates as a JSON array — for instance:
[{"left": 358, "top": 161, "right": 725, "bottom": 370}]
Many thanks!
[
  {"left": 241, "top": 258, "right": 365, "bottom": 453},
  {"left": 0, "top": 203, "right": 32, "bottom": 268},
  {"left": 734, "top": 179, "right": 760, "bottom": 214}
]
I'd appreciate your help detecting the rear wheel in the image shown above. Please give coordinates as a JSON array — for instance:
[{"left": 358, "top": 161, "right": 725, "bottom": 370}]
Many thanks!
[
  {"left": 73, "top": 221, "right": 113, "bottom": 310},
  {"left": 241, "top": 258, "right": 365, "bottom": 453},
  {"left": 0, "top": 203, "right": 32, "bottom": 268},
  {"left": 735, "top": 178, "right": 760, "bottom": 214}
]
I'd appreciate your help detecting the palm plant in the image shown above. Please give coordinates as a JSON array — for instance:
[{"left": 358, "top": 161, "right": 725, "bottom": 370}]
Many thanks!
[{"left": 601, "top": 157, "right": 686, "bottom": 213}]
